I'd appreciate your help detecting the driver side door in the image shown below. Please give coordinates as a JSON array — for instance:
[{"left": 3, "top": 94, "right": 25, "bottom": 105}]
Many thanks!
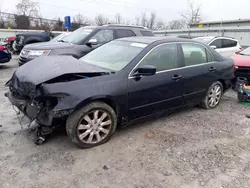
[{"left": 128, "top": 43, "right": 184, "bottom": 121}]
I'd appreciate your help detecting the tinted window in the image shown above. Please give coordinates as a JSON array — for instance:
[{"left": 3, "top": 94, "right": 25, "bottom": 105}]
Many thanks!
[
  {"left": 116, "top": 29, "right": 136, "bottom": 38},
  {"left": 140, "top": 30, "right": 154, "bottom": 36},
  {"left": 90, "top": 30, "right": 114, "bottom": 44},
  {"left": 222, "top": 39, "right": 237, "bottom": 48},
  {"left": 139, "top": 44, "right": 178, "bottom": 72},
  {"left": 210, "top": 39, "right": 223, "bottom": 49},
  {"left": 182, "top": 44, "right": 208, "bottom": 66}
]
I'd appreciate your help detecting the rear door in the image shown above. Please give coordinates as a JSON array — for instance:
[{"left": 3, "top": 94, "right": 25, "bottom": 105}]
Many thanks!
[
  {"left": 128, "top": 43, "right": 184, "bottom": 120},
  {"left": 179, "top": 43, "right": 218, "bottom": 104}
]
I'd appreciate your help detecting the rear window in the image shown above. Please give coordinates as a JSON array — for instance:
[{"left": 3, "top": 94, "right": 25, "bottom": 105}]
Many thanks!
[
  {"left": 116, "top": 29, "right": 136, "bottom": 38},
  {"left": 140, "top": 30, "right": 154, "bottom": 36},
  {"left": 222, "top": 39, "right": 237, "bottom": 48}
]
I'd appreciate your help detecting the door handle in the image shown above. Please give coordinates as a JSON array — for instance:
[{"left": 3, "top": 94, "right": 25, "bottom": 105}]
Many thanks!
[
  {"left": 209, "top": 67, "right": 216, "bottom": 72},
  {"left": 172, "top": 74, "right": 182, "bottom": 81}
]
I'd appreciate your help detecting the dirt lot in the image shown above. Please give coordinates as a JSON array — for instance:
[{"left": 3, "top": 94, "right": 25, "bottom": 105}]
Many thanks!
[{"left": 0, "top": 57, "right": 250, "bottom": 188}]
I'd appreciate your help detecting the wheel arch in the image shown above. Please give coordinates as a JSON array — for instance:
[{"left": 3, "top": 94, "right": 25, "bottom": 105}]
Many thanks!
[
  {"left": 217, "top": 79, "right": 226, "bottom": 91},
  {"left": 75, "top": 96, "right": 119, "bottom": 116}
]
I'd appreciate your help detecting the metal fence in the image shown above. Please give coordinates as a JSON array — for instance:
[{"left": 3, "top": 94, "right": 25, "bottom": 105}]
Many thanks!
[
  {"left": 153, "top": 26, "right": 250, "bottom": 46},
  {"left": 0, "top": 29, "right": 64, "bottom": 42}
]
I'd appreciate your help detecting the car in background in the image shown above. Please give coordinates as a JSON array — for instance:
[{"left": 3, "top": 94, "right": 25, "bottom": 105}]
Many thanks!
[
  {"left": 194, "top": 36, "right": 242, "bottom": 57},
  {"left": 14, "top": 31, "right": 54, "bottom": 54},
  {"left": 0, "top": 42, "right": 12, "bottom": 64},
  {"left": 49, "top": 32, "right": 71, "bottom": 42},
  {"left": 232, "top": 47, "right": 250, "bottom": 82},
  {"left": 6, "top": 37, "right": 234, "bottom": 148},
  {"left": 4, "top": 36, "right": 16, "bottom": 53},
  {"left": 18, "top": 24, "right": 154, "bottom": 66}
]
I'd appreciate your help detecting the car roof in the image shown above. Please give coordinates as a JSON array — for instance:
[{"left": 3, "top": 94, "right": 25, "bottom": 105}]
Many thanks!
[
  {"left": 117, "top": 36, "right": 202, "bottom": 44},
  {"left": 195, "top": 36, "right": 238, "bottom": 40},
  {"left": 81, "top": 25, "right": 150, "bottom": 31}
]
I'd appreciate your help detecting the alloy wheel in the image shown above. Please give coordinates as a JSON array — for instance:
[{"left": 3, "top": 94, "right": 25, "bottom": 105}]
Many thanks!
[
  {"left": 208, "top": 84, "right": 222, "bottom": 108},
  {"left": 77, "top": 110, "right": 112, "bottom": 144}
]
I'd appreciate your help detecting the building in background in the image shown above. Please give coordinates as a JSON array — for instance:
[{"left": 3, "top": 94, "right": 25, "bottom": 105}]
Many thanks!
[{"left": 190, "top": 19, "right": 250, "bottom": 28}]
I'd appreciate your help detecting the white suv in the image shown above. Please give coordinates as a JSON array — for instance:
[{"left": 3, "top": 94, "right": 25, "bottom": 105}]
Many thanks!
[{"left": 194, "top": 36, "right": 242, "bottom": 57}]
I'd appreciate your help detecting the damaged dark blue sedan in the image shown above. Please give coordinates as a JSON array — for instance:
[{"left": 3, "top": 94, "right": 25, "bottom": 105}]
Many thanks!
[{"left": 5, "top": 37, "right": 234, "bottom": 148}]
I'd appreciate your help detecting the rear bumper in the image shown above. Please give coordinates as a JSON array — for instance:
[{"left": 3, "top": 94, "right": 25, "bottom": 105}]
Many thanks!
[{"left": 0, "top": 53, "right": 11, "bottom": 64}]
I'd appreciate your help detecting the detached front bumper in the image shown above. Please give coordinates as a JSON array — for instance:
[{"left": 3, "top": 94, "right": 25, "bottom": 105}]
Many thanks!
[{"left": 5, "top": 92, "right": 74, "bottom": 126}]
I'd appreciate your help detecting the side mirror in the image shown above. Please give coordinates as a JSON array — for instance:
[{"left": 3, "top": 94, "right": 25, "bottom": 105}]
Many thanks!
[
  {"left": 133, "top": 65, "right": 156, "bottom": 77},
  {"left": 210, "top": 45, "right": 217, "bottom": 49},
  {"left": 86, "top": 38, "right": 98, "bottom": 46}
]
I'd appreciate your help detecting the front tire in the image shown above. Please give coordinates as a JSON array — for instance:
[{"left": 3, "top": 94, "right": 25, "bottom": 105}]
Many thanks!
[
  {"left": 66, "top": 102, "right": 117, "bottom": 149},
  {"left": 200, "top": 81, "right": 223, "bottom": 109}
]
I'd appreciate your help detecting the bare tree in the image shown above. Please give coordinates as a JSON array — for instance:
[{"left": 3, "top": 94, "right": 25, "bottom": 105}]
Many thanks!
[
  {"left": 15, "top": 0, "right": 40, "bottom": 29},
  {"left": 181, "top": 0, "right": 203, "bottom": 26},
  {"left": 155, "top": 20, "right": 167, "bottom": 30},
  {"left": 16, "top": 0, "right": 39, "bottom": 17},
  {"left": 95, "top": 14, "right": 109, "bottom": 26},
  {"left": 73, "top": 13, "right": 90, "bottom": 26},
  {"left": 140, "top": 12, "right": 147, "bottom": 27},
  {"left": 115, "top": 13, "right": 122, "bottom": 24},
  {"left": 167, "top": 20, "right": 185, "bottom": 29},
  {"left": 134, "top": 16, "right": 140, "bottom": 26},
  {"left": 147, "top": 12, "right": 156, "bottom": 29}
]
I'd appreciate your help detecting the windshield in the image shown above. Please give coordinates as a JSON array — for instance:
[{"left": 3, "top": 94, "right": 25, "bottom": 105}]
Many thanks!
[
  {"left": 80, "top": 40, "right": 147, "bottom": 71},
  {"left": 50, "top": 33, "right": 68, "bottom": 42},
  {"left": 240, "top": 47, "right": 250, "bottom": 56},
  {"left": 194, "top": 37, "right": 213, "bottom": 44},
  {"left": 62, "top": 27, "right": 94, "bottom": 44}
]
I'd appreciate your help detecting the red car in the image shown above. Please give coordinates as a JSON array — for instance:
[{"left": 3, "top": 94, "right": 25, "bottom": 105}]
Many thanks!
[{"left": 232, "top": 47, "right": 250, "bottom": 81}]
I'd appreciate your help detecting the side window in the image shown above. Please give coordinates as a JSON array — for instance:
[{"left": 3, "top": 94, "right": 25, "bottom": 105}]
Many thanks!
[
  {"left": 139, "top": 44, "right": 178, "bottom": 72},
  {"left": 140, "top": 30, "right": 154, "bottom": 36},
  {"left": 116, "top": 29, "right": 136, "bottom": 38},
  {"left": 222, "top": 39, "right": 237, "bottom": 48},
  {"left": 181, "top": 43, "right": 208, "bottom": 66},
  {"left": 206, "top": 50, "right": 215, "bottom": 62},
  {"left": 210, "top": 39, "right": 223, "bottom": 49},
  {"left": 90, "top": 30, "right": 114, "bottom": 44}
]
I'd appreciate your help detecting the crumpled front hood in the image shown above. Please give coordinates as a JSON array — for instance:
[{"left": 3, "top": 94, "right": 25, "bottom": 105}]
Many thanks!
[
  {"left": 24, "top": 42, "right": 74, "bottom": 50},
  {"left": 15, "top": 56, "right": 109, "bottom": 85}
]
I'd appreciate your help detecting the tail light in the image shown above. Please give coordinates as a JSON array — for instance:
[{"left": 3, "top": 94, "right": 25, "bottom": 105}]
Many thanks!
[
  {"left": 0, "top": 46, "right": 7, "bottom": 51},
  {"left": 234, "top": 65, "right": 239, "bottom": 71}
]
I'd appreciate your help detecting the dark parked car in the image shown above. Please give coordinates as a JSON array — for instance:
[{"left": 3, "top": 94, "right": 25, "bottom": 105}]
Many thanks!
[
  {"left": 14, "top": 31, "right": 53, "bottom": 54},
  {"left": 18, "top": 25, "right": 154, "bottom": 66},
  {"left": 5, "top": 37, "right": 234, "bottom": 148},
  {"left": 0, "top": 42, "right": 12, "bottom": 64}
]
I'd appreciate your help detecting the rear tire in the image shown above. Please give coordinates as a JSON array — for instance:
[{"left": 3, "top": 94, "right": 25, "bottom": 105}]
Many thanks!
[
  {"left": 200, "top": 81, "right": 223, "bottom": 109},
  {"left": 66, "top": 102, "right": 117, "bottom": 149}
]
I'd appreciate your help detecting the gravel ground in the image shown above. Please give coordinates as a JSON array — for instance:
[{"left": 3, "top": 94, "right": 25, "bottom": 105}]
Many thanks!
[{"left": 0, "top": 57, "right": 250, "bottom": 188}]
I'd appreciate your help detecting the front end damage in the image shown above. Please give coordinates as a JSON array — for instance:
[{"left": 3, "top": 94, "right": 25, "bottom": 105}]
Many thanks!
[
  {"left": 5, "top": 56, "right": 111, "bottom": 144},
  {"left": 5, "top": 71, "right": 109, "bottom": 144}
]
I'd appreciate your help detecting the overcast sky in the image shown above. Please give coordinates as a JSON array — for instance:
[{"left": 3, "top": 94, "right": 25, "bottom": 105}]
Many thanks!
[{"left": 1, "top": 0, "right": 250, "bottom": 23}]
